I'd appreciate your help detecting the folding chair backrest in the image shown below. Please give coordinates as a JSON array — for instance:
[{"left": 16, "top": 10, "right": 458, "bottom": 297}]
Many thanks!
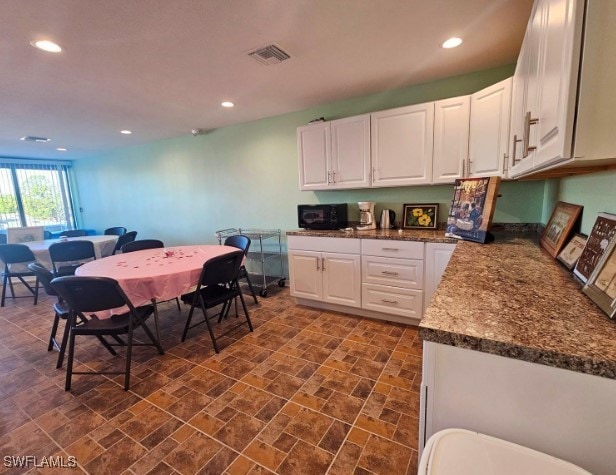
[
  {"left": 62, "top": 230, "right": 87, "bottom": 237},
  {"left": 104, "top": 227, "right": 127, "bottom": 236},
  {"left": 199, "top": 250, "right": 244, "bottom": 288},
  {"left": 49, "top": 241, "right": 96, "bottom": 263},
  {"left": 51, "top": 276, "right": 131, "bottom": 313},
  {"left": 0, "top": 244, "right": 36, "bottom": 265},
  {"left": 113, "top": 231, "right": 138, "bottom": 254},
  {"left": 121, "top": 239, "right": 164, "bottom": 253},
  {"left": 224, "top": 235, "right": 251, "bottom": 256},
  {"left": 28, "top": 262, "right": 58, "bottom": 297}
]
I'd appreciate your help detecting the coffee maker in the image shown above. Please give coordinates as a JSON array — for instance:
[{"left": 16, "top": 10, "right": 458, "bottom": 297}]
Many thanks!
[{"left": 357, "top": 201, "right": 376, "bottom": 230}]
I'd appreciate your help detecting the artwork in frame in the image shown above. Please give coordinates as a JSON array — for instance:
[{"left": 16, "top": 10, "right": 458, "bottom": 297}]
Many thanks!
[
  {"left": 402, "top": 204, "right": 438, "bottom": 230},
  {"left": 574, "top": 212, "right": 616, "bottom": 283},
  {"left": 445, "top": 176, "right": 501, "bottom": 244},
  {"left": 556, "top": 234, "right": 587, "bottom": 270},
  {"left": 540, "top": 201, "right": 582, "bottom": 258},
  {"left": 582, "top": 236, "right": 616, "bottom": 319},
  {"left": 7, "top": 226, "right": 44, "bottom": 244}
]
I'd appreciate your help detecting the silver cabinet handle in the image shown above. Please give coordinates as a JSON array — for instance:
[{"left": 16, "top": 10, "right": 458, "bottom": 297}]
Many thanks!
[
  {"left": 523, "top": 111, "right": 538, "bottom": 158},
  {"left": 316, "top": 257, "right": 320, "bottom": 271},
  {"left": 467, "top": 158, "right": 473, "bottom": 176},
  {"left": 382, "top": 247, "right": 400, "bottom": 252},
  {"left": 322, "top": 257, "right": 326, "bottom": 271},
  {"left": 381, "top": 299, "right": 398, "bottom": 304},
  {"left": 502, "top": 153, "right": 508, "bottom": 173},
  {"left": 381, "top": 271, "right": 399, "bottom": 276},
  {"left": 327, "top": 171, "right": 331, "bottom": 184},
  {"left": 332, "top": 171, "right": 336, "bottom": 183},
  {"left": 512, "top": 134, "right": 522, "bottom": 165}
]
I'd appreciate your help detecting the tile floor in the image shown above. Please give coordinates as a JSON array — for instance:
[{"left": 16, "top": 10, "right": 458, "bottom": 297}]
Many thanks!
[{"left": 0, "top": 284, "right": 422, "bottom": 474}]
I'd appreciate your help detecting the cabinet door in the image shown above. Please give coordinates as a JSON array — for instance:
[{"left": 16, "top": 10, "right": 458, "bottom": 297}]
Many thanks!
[
  {"left": 297, "top": 122, "right": 331, "bottom": 190},
  {"left": 424, "top": 243, "right": 456, "bottom": 311},
  {"left": 433, "top": 96, "right": 470, "bottom": 184},
  {"left": 288, "top": 251, "right": 322, "bottom": 300},
  {"left": 331, "top": 115, "right": 371, "bottom": 189},
  {"left": 468, "top": 78, "right": 512, "bottom": 178},
  {"left": 532, "top": 0, "right": 583, "bottom": 168},
  {"left": 371, "top": 102, "right": 434, "bottom": 187},
  {"left": 322, "top": 252, "right": 361, "bottom": 308}
]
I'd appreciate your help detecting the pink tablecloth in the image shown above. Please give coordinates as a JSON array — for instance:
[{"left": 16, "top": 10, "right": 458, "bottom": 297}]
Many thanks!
[{"left": 74, "top": 245, "right": 238, "bottom": 312}]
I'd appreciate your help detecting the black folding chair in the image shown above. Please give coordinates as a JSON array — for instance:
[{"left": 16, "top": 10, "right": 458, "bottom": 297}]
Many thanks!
[
  {"left": 61, "top": 230, "right": 87, "bottom": 237},
  {"left": 180, "top": 250, "right": 253, "bottom": 352},
  {"left": 0, "top": 244, "right": 39, "bottom": 307},
  {"left": 224, "top": 235, "right": 259, "bottom": 305},
  {"left": 51, "top": 276, "right": 164, "bottom": 391},
  {"left": 112, "top": 231, "right": 137, "bottom": 255},
  {"left": 120, "top": 239, "right": 164, "bottom": 253},
  {"left": 49, "top": 240, "right": 96, "bottom": 276},
  {"left": 104, "top": 227, "right": 127, "bottom": 236}
]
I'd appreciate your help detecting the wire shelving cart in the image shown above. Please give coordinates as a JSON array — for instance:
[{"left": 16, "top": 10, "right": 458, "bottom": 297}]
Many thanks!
[{"left": 215, "top": 228, "right": 285, "bottom": 297}]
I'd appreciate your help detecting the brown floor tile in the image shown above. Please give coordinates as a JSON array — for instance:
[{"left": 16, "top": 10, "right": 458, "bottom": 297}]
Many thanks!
[{"left": 0, "top": 289, "right": 423, "bottom": 475}]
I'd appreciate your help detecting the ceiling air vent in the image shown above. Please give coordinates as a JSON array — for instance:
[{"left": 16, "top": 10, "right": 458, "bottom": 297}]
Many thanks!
[
  {"left": 248, "top": 44, "right": 291, "bottom": 66},
  {"left": 20, "top": 136, "right": 50, "bottom": 143}
]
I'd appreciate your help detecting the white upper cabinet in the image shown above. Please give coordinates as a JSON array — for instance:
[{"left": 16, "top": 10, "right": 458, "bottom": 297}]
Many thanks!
[
  {"left": 433, "top": 96, "right": 470, "bottom": 184},
  {"left": 371, "top": 102, "right": 435, "bottom": 187},
  {"left": 330, "top": 114, "right": 371, "bottom": 189},
  {"left": 468, "top": 77, "right": 512, "bottom": 178},
  {"left": 510, "top": 0, "right": 616, "bottom": 178},
  {"left": 297, "top": 121, "right": 331, "bottom": 190},
  {"left": 297, "top": 115, "right": 370, "bottom": 190}
]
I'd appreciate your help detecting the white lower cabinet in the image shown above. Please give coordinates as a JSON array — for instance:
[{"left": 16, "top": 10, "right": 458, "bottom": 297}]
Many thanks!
[
  {"left": 288, "top": 236, "right": 455, "bottom": 324},
  {"left": 424, "top": 243, "right": 456, "bottom": 311},
  {"left": 288, "top": 236, "right": 361, "bottom": 308},
  {"left": 361, "top": 239, "right": 424, "bottom": 322}
]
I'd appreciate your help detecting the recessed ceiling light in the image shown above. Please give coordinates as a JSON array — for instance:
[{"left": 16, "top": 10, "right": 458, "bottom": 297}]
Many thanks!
[
  {"left": 120, "top": 130, "right": 132, "bottom": 135},
  {"left": 442, "top": 37, "right": 463, "bottom": 49},
  {"left": 30, "top": 40, "right": 62, "bottom": 53},
  {"left": 221, "top": 101, "right": 234, "bottom": 108},
  {"left": 56, "top": 147, "right": 67, "bottom": 151}
]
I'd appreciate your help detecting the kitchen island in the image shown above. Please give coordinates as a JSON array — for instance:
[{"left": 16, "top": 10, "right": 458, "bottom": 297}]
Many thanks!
[{"left": 419, "top": 233, "right": 616, "bottom": 475}]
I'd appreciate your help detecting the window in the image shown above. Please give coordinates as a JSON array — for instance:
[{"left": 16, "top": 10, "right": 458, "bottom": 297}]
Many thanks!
[{"left": 0, "top": 160, "right": 75, "bottom": 234}]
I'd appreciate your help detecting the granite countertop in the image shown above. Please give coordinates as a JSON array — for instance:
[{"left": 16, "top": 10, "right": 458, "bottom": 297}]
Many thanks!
[
  {"left": 286, "top": 228, "right": 458, "bottom": 243},
  {"left": 419, "top": 233, "right": 616, "bottom": 379}
]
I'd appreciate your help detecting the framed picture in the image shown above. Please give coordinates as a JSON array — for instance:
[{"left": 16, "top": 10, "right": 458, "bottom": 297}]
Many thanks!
[
  {"left": 445, "top": 176, "right": 501, "bottom": 244},
  {"left": 540, "top": 202, "right": 582, "bottom": 258},
  {"left": 574, "top": 212, "right": 616, "bottom": 283},
  {"left": 583, "top": 236, "right": 616, "bottom": 318},
  {"left": 7, "top": 226, "right": 44, "bottom": 243},
  {"left": 557, "top": 234, "right": 587, "bottom": 269},
  {"left": 402, "top": 204, "right": 438, "bottom": 230}
]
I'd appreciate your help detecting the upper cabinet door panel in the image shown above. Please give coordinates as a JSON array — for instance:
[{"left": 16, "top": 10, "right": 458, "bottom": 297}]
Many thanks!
[
  {"left": 331, "top": 114, "right": 371, "bottom": 189},
  {"left": 297, "top": 122, "right": 331, "bottom": 190},
  {"left": 433, "top": 96, "right": 470, "bottom": 184},
  {"left": 468, "top": 77, "right": 512, "bottom": 177},
  {"left": 371, "top": 103, "right": 434, "bottom": 187}
]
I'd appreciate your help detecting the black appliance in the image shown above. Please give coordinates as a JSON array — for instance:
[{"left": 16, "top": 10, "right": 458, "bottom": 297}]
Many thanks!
[{"left": 298, "top": 204, "right": 348, "bottom": 230}]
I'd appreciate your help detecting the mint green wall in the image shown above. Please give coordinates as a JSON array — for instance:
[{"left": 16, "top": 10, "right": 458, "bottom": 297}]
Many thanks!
[
  {"left": 73, "top": 64, "right": 545, "bottom": 251},
  {"left": 555, "top": 170, "right": 616, "bottom": 234}
]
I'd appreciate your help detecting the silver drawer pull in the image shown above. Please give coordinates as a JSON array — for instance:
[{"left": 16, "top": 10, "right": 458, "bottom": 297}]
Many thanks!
[
  {"left": 381, "top": 299, "right": 398, "bottom": 304},
  {"left": 382, "top": 247, "right": 400, "bottom": 251},
  {"left": 381, "top": 271, "right": 399, "bottom": 276}
]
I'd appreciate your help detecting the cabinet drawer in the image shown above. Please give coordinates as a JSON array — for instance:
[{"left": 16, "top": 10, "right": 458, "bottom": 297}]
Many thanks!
[
  {"left": 361, "top": 283, "right": 423, "bottom": 319},
  {"left": 361, "top": 239, "right": 424, "bottom": 259},
  {"left": 362, "top": 255, "right": 423, "bottom": 289},
  {"left": 288, "top": 235, "right": 360, "bottom": 253}
]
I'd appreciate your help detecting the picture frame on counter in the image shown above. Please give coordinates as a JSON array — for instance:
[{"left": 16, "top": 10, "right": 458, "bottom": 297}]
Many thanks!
[
  {"left": 583, "top": 236, "right": 616, "bottom": 319},
  {"left": 445, "top": 176, "right": 501, "bottom": 244},
  {"left": 6, "top": 226, "right": 44, "bottom": 244},
  {"left": 402, "top": 203, "right": 438, "bottom": 230},
  {"left": 540, "top": 201, "right": 582, "bottom": 258},
  {"left": 574, "top": 212, "right": 616, "bottom": 283},
  {"left": 557, "top": 234, "right": 587, "bottom": 270}
]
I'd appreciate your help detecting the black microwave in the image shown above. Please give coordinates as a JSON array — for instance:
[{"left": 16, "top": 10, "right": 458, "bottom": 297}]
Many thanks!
[{"left": 298, "top": 204, "right": 348, "bottom": 230}]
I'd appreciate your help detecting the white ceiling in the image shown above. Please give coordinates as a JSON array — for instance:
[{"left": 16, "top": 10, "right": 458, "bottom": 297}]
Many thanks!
[{"left": 1, "top": 0, "right": 533, "bottom": 160}]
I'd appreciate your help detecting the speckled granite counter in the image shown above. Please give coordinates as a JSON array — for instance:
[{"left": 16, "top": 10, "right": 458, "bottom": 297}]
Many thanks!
[
  {"left": 286, "top": 228, "right": 458, "bottom": 243},
  {"left": 419, "top": 234, "right": 616, "bottom": 379}
]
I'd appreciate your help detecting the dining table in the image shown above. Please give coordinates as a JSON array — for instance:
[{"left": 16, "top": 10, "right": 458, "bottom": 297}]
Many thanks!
[{"left": 74, "top": 244, "right": 239, "bottom": 315}]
